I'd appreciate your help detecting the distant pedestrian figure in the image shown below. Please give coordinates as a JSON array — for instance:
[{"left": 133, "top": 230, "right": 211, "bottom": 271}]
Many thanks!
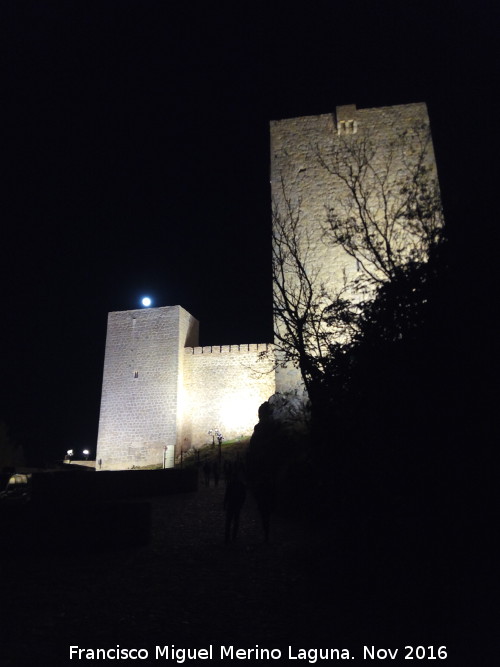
[
  {"left": 253, "top": 472, "right": 276, "bottom": 543},
  {"left": 213, "top": 462, "right": 220, "bottom": 487},
  {"left": 203, "top": 461, "right": 211, "bottom": 486},
  {"left": 98, "top": 458, "right": 102, "bottom": 470},
  {"left": 223, "top": 460, "right": 232, "bottom": 485},
  {"left": 223, "top": 470, "right": 246, "bottom": 543}
]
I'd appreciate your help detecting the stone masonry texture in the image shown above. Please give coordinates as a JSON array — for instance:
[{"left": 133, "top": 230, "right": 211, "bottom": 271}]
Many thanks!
[
  {"left": 96, "top": 306, "right": 199, "bottom": 470},
  {"left": 270, "top": 102, "right": 440, "bottom": 393},
  {"left": 182, "top": 344, "right": 276, "bottom": 448},
  {"left": 96, "top": 306, "right": 275, "bottom": 470}
]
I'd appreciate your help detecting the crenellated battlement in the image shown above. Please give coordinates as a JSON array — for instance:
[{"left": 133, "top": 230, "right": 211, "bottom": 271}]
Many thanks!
[{"left": 185, "top": 343, "right": 273, "bottom": 355}]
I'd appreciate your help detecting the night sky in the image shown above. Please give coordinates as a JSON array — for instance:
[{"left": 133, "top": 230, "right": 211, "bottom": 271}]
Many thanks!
[{"left": 2, "top": 1, "right": 492, "bottom": 461}]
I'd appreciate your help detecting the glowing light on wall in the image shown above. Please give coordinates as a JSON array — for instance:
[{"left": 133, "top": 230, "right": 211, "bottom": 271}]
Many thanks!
[{"left": 222, "top": 393, "right": 259, "bottom": 435}]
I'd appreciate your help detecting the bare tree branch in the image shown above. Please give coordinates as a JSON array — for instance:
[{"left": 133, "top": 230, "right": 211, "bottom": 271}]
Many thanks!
[
  {"left": 272, "top": 178, "right": 358, "bottom": 395},
  {"left": 318, "top": 122, "right": 443, "bottom": 285},
  {"left": 271, "top": 122, "right": 443, "bottom": 403}
]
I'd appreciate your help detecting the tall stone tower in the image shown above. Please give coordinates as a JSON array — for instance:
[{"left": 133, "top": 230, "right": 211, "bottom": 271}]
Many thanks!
[
  {"left": 96, "top": 305, "right": 276, "bottom": 471},
  {"left": 96, "top": 306, "right": 198, "bottom": 470},
  {"left": 270, "top": 102, "right": 441, "bottom": 393}
]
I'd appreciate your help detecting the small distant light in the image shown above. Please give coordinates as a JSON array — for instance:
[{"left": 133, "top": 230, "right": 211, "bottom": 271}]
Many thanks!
[{"left": 142, "top": 297, "right": 152, "bottom": 307}]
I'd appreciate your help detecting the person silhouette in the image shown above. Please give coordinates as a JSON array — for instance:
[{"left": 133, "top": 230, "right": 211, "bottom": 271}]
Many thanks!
[
  {"left": 213, "top": 461, "right": 220, "bottom": 487},
  {"left": 203, "top": 461, "right": 211, "bottom": 486},
  {"left": 223, "top": 460, "right": 232, "bottom": 485},
  {"left": 223, "top": 468, "right": 246, "bottom": 543},
  {"left": 253, "top": 471, "right": 276, "bottom": 543}
]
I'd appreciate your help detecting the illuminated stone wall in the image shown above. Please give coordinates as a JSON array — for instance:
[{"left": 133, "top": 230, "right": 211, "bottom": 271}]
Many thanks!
[
  {"left": 96, "top": 306, "right": 199, "bottom": 470},
  {"left": 270, "top": 102, "right": 440, "bottom": 392},
  {"left": 181, "top": 344, "right": 276, "bottom": 448},
  {"left": 96, "top": 308, "right": 275, "bottom": 470}
]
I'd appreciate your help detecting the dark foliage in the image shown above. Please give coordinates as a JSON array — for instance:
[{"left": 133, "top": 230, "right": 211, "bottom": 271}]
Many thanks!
[{"left": 309, "top": 240, "right": 466, "bottom": 512}]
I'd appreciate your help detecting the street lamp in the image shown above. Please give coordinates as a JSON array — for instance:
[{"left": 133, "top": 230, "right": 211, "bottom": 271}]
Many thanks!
[
  {"left": 83, "top": 449, "right": 90, "bottom": 460},
  {"left": 216, "top": 431, "right": 224, "bottom": 464}
]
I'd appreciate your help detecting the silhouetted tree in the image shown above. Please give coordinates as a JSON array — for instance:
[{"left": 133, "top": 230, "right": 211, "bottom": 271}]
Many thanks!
[
  {"left": 272, "top": 122, "right": 445, "bottom": 410},
  {"left": 317, "top": 240, "right": 455, "bottom": 508},
  {"left": 318, "top": 122, "right": 443, "bottom": 286},
  {"left": 271, "top": 179, "right": 359, "bottom": 401}
]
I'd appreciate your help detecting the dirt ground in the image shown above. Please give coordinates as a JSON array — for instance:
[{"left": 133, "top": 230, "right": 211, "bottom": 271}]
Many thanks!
[{"left": 0, "top": 473, "right": 483, "bottom": 666}]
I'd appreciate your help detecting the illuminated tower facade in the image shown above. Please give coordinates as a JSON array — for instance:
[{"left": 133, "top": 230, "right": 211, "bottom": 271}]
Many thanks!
[
  {"left": 96, "top": 306, "right": 199, "bottom": 470},
  {"left": 270, "top": 102, "right": 441, "bottom": 392},
  {"left": 96, "top": 306, "right": 275, "bottom": 470}
]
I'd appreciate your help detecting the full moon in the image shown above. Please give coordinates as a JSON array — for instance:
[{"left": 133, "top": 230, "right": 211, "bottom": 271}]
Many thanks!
[{"left": 141, "top": 297, "right": 152, "bottom": 307}]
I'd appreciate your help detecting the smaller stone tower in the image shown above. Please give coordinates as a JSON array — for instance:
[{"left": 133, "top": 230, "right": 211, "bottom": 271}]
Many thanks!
[{"left": 96, "top": 305, "right": 198, "bottom": 470}]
